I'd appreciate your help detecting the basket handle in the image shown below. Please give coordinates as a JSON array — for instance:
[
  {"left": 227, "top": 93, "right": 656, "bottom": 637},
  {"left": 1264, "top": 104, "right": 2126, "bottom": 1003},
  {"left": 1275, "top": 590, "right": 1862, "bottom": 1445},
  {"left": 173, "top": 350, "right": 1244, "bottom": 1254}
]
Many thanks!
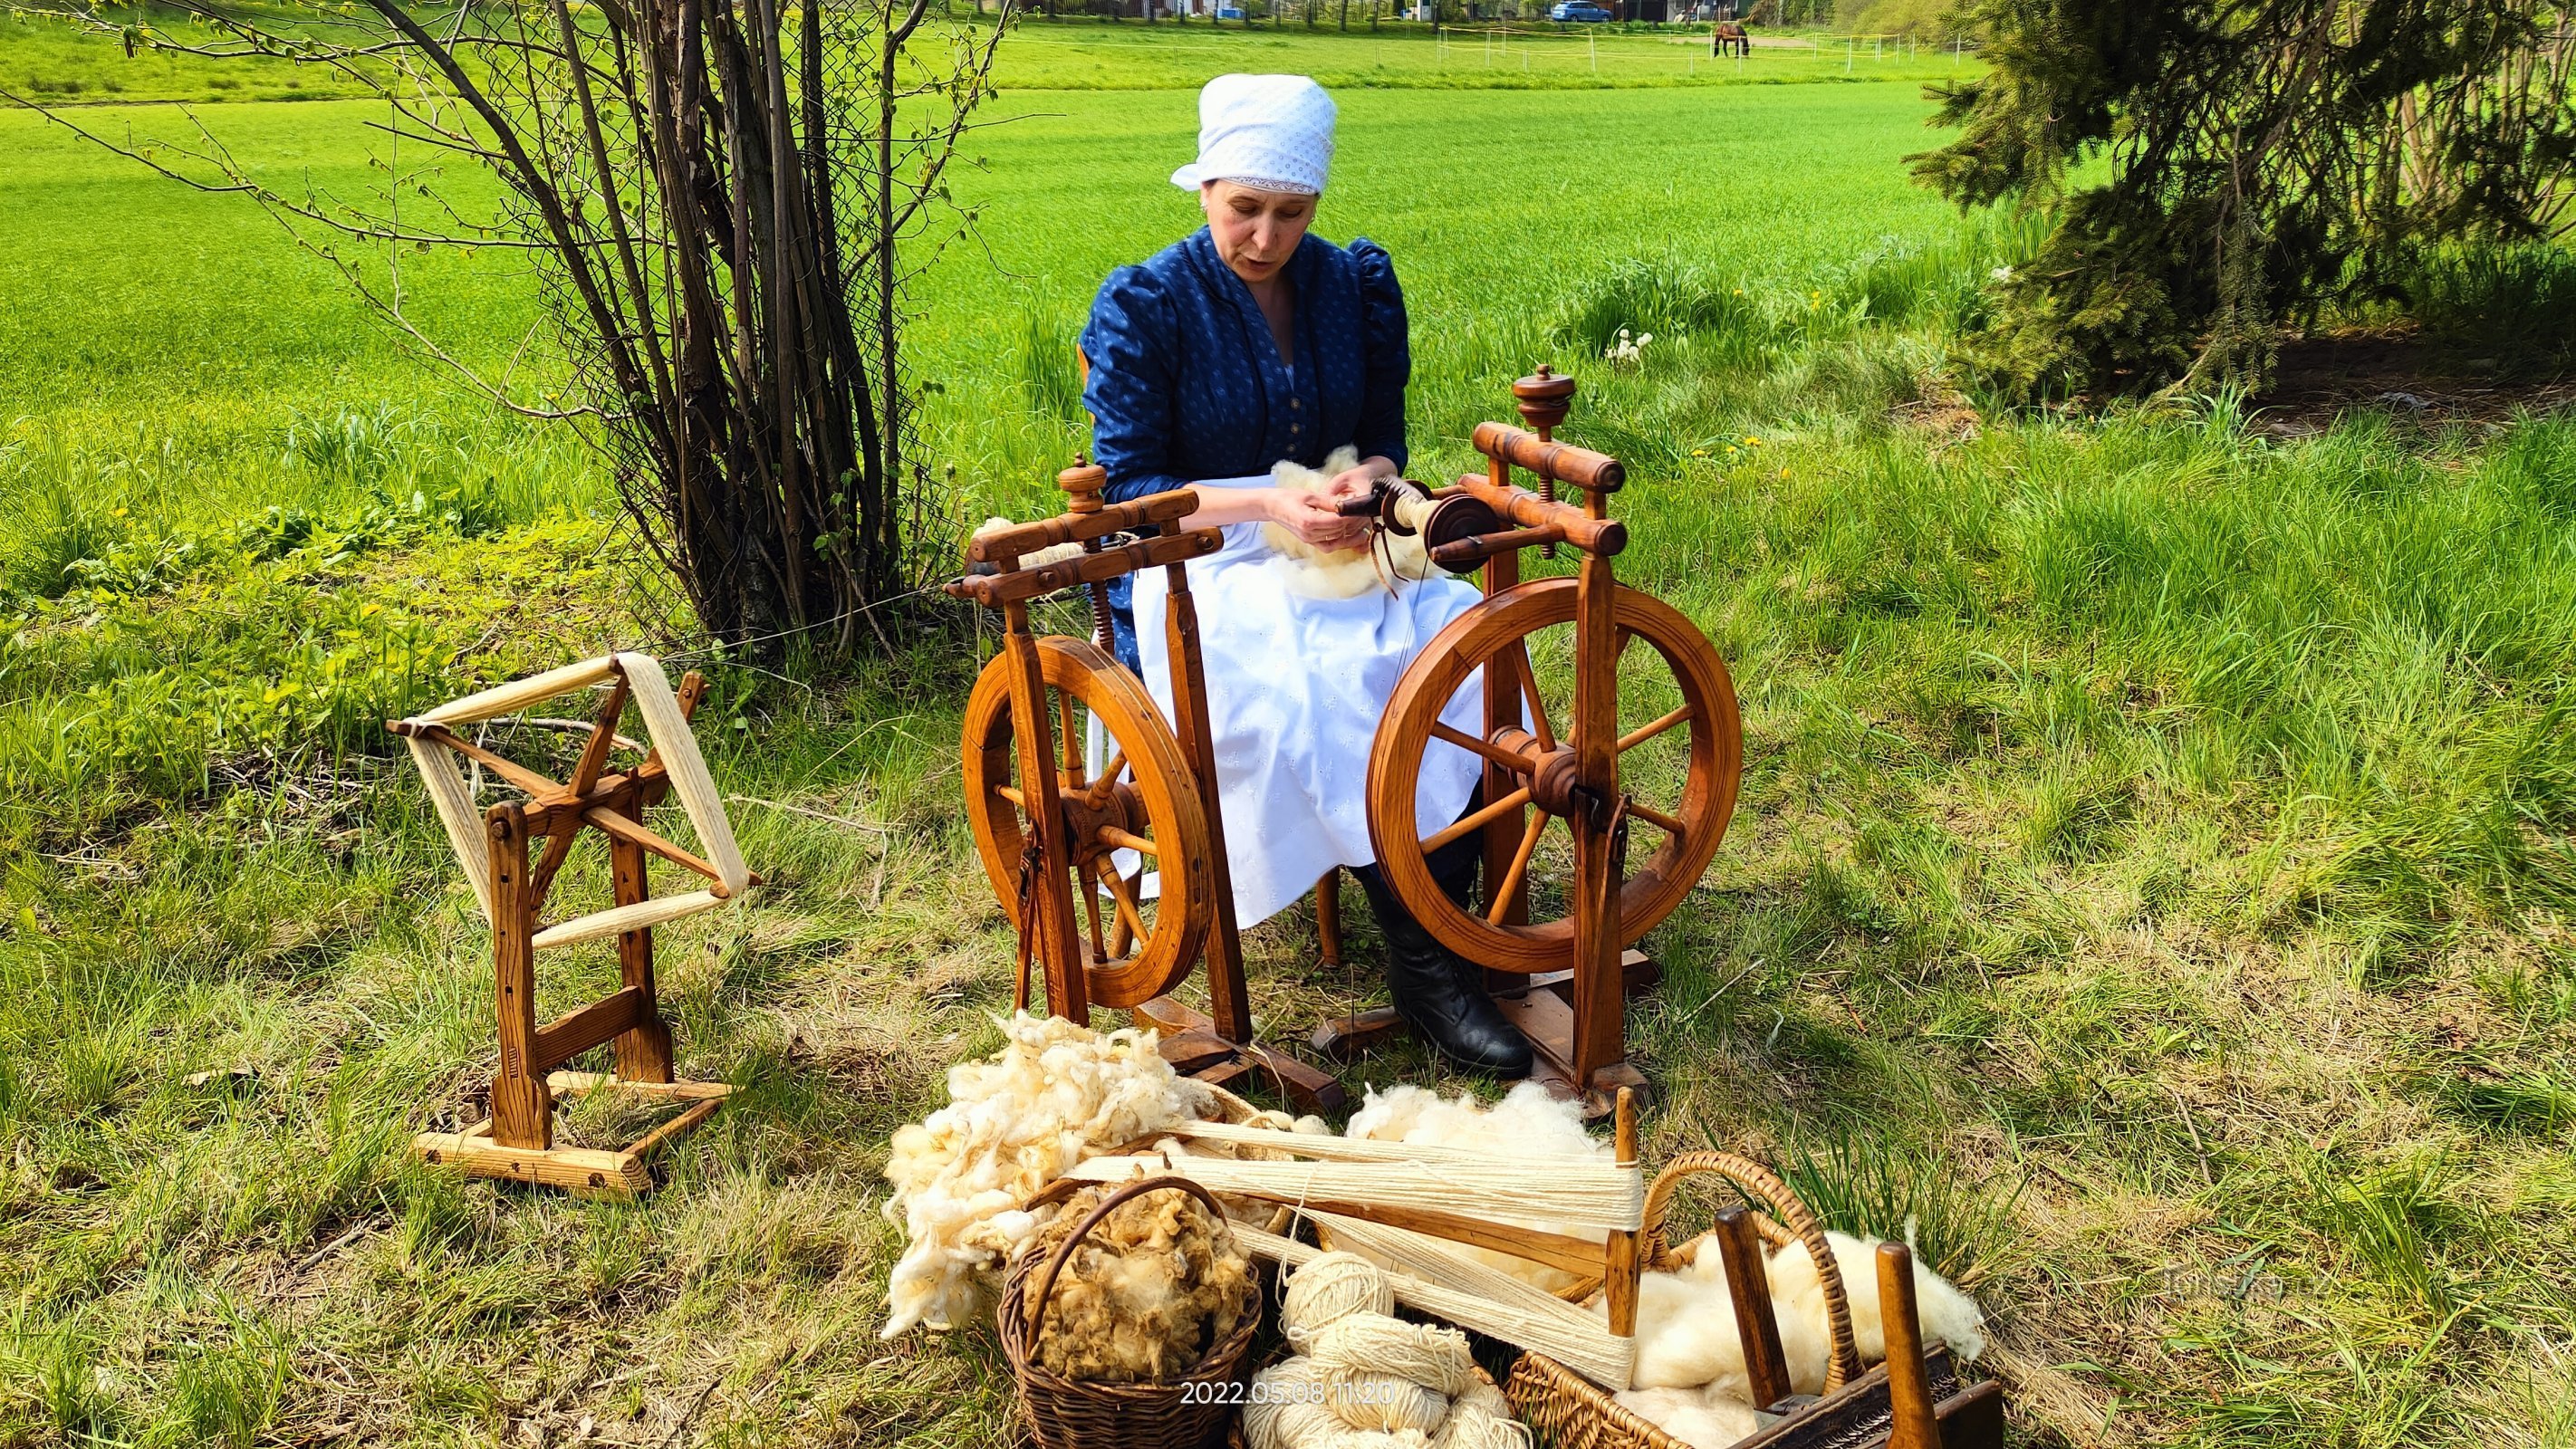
[
  {"left": 1024, "top": 1175, "right": 1236, "bottom": 1339},
  {"left": 1639, "top": 1150, "right": 1864, "bottom": 1391}
]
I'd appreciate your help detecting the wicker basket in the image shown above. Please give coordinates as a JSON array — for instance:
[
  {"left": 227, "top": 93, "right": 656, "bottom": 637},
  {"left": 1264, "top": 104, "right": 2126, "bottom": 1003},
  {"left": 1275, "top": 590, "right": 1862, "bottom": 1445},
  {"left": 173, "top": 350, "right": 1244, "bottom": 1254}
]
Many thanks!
[
  {"left": 1503, "top": 1151, "right": 1865, "bottom": 1449},
  {"left": 999, "top": 1176, "right": 1260, "bottom": 1449}
]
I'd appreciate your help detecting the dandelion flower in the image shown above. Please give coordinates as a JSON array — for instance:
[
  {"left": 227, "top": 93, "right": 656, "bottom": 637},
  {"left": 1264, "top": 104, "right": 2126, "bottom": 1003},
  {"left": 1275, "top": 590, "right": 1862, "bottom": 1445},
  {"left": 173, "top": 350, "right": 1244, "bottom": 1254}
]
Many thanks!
[{"left": 1990, "top": 265, "right": 2014, "bottom": 283}]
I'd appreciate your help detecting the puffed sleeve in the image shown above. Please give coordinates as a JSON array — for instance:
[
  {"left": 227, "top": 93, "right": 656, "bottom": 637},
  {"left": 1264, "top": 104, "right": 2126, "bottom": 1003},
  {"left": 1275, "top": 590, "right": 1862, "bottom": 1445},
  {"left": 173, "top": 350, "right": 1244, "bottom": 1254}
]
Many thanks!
[
  {"left": 1079, "top": 264, "right": 1191, "bottom": 504},
  {"left": 1350, "top": 237, "right": 1411, "bottom": 475}
]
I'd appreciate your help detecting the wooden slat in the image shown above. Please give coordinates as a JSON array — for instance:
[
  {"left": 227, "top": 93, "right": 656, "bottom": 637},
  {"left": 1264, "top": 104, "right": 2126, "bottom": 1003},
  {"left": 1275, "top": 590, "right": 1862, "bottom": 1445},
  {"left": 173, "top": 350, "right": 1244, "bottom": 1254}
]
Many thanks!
[
  {"left": 409, "top": 724, "right": 565, "bottom": 798},
  {"left": 582, "top": 805, "right": 726, "bottom": 885},
  {"left": 532, "top": 889, "right": 726, "bottom": 950},
  {"left": 415, "top": 656, "right": 619, "bottom": 726},
  {"left": 531, "top": 986, "right": 646, "bottom": 1072}
]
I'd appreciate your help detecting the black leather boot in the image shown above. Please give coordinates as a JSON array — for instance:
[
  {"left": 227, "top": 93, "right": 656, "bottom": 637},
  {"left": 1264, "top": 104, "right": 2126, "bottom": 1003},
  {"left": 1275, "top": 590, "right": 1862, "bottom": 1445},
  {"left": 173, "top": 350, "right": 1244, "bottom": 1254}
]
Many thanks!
[{"left": 1352, "top": 859, "right": 1533, "bottom": 1079}]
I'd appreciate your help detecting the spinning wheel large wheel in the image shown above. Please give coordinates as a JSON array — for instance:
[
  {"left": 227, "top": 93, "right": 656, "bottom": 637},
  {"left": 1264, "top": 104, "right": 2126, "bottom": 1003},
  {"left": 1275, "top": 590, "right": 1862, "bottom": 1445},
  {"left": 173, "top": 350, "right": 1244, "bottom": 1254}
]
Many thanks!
[
  {"left": 1369, "top": 578, "right": 1743, "bottom": 974},
  {"left": 963, "top": 637, "right": 1215, "bottom": 1009}
]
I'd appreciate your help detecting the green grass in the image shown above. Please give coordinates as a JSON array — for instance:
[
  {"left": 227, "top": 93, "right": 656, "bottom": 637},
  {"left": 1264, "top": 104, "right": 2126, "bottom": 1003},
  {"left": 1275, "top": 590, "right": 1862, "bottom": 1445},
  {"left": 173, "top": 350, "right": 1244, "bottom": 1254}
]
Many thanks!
[{"left": 5, "top": 20, "right": 2576, "bottom": 1449}]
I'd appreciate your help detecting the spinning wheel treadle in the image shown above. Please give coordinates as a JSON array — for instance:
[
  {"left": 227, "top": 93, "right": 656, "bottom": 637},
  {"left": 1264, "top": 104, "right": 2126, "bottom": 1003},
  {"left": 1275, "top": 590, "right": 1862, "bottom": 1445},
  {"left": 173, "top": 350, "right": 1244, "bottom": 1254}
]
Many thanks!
[
  {"left": 1370, "top": 580, "right": 1742, "bottom": 974},
  {"left": 963, "top": 635, "right": 1214, "bottom": 1010}
]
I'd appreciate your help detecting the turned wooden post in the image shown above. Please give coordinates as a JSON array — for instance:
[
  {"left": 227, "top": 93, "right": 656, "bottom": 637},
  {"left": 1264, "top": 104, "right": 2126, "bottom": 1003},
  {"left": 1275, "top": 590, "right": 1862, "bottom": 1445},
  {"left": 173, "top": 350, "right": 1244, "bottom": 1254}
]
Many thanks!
[{"left": 1058, "top": 456, "right": 1120, "bottom": 655}]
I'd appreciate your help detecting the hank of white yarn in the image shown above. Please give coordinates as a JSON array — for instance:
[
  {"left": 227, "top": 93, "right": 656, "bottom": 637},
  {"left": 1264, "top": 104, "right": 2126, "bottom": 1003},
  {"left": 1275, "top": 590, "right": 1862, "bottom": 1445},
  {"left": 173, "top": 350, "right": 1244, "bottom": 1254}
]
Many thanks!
[
  {"left": 1310, "top": 1313, "right": 1479, "bottom": 1397},
  {"left": 1324, "top": 1367, "right": 1447, "bottom": 1435},
  {"left": 1283, "top": 1252, "right": 1399, "bottom": 1351},
  {"left": 1433, "top": 1380, "right": 1532, "bottom": 1449}
]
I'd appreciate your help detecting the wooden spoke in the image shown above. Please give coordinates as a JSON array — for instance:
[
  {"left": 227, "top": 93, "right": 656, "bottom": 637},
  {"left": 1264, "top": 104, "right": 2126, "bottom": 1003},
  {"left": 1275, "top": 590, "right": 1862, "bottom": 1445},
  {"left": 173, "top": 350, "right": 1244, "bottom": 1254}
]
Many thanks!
[
  {"left": 1625, "top": 797, "right": 1688, "bottom": 837},
  {"left": 1076, "top": 858, "right": 1108, "bottom": 959},
  {"left": 582, "top": 806, "right": 726, "bottom": 885},
  {"left": 1110, "top": 874, "right": 1139, "bottom": 958},
  {"left": 1085, "top": 751, "right": 1129, "bottom": 806},
  {"left": 1099, "top": 862, "right": 1150, "bottom": 949},
  {"left": 1486, "top": 809, "right": 1552, "bottom": 925},
  {"left": 1617, "top": 705, "right": 1695, "bottom": 753},
  {"left": 1430, "top": 720, "right": 1536, "bottom": 775},
  {"left": 1422, "top": 786, "right": 1533, "bottom": 857},
  {"left": 564, "top": 672, "right": 633, "bottom": 801},
  {"left": 416, "top": 724, "right": 565, "bottom": 798},
  {"left": 1097, "top": 826, "right": 1158, "bottom": 857},
  {"left": 995, "top": 783, "right": 1027, "bottom": 810},
  {"left": 1503, "top": 647, "right": 1556, "bottom": 753},
  {"left": 1058, "top": 691, "right": 1086, "bottom": 792}
]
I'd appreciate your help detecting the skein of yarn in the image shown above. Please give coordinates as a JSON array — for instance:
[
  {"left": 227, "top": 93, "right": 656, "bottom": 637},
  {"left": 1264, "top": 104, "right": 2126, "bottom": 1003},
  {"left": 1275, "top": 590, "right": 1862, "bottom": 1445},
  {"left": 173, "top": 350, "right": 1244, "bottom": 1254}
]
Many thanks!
[
  {"left": 1323, "top": 1368, "right": 1448, "bottom": 1435},
  {"left": 1433, "top": 1380, "right": 1532, "bottom": 1449},
  {"left": 1283, "top": 1252, "right": 1398, "bottom": 1350},
  {"left": 1245, "top": 1359, "right": 1396, "bottom": 1449},
  {"left": 1309, "top": 1313, "right": 1479, "bottom": 1398}
]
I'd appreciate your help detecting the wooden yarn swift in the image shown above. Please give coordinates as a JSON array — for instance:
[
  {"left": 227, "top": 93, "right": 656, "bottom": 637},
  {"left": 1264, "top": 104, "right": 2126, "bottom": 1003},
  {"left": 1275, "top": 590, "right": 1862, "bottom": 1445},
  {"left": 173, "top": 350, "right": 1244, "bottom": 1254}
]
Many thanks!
[
  {"left": 950, "top": 471, "right": 1347, "bottom": 1114},
  {"left": 392, "top": 653, "right": 754, "bottom": 1198},
  {"left": 1317, "top": 370, "right": 1745, "bottom": 1112}
]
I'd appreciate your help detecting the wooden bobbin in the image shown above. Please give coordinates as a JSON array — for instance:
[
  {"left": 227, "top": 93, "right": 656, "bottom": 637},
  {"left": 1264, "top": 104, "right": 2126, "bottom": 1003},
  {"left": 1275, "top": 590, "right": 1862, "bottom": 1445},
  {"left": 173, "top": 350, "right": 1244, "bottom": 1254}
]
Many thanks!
[{"left": 1513, "top": 364, "right": 1579, "bottom": 560}]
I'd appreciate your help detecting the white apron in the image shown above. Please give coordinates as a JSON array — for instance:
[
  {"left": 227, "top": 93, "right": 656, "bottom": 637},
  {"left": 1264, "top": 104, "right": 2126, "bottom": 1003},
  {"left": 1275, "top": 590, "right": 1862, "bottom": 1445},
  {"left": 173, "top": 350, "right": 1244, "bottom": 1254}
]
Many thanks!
[{"left": 1128, "top": 474, "right": 1487, "bottom": 927}]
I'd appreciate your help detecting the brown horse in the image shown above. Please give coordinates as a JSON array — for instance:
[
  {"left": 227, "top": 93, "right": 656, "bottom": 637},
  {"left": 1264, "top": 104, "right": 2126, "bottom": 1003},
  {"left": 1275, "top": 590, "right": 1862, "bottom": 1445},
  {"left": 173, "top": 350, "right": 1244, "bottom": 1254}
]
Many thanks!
[{"left": 1711, "top": 20, "right": 1748, "bottom": 56}]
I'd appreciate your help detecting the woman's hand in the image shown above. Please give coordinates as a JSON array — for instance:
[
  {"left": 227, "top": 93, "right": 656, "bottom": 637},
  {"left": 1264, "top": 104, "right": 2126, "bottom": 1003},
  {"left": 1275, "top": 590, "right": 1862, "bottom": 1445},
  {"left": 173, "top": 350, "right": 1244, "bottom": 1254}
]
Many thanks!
[
  {"left": 1323, "top": 456, "right": 1399, "bottom": 504},
  {"left": 1268, "top": 487, "right": 1368, "bottom": 550}
]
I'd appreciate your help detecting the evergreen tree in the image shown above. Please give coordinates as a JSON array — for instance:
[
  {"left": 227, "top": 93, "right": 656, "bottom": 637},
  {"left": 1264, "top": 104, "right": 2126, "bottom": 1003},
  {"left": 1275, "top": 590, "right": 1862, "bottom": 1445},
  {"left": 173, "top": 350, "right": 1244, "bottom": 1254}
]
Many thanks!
[{"left": 1912, "top": 1, "right": 2576, "bottom": 396}]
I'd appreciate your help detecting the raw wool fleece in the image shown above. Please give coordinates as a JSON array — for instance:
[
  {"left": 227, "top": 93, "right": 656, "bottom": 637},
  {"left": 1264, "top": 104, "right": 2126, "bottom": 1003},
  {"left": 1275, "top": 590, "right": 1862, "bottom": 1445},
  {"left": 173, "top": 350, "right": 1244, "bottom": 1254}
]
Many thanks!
[
  {"left": 1022, "top": 1178, "right": 1257, "bottom": 1384},
  {"left": 1609, "top": 1387, "right": 1763, "bottom": 1449},
  {"left": 1343, "top": 1082, "right": 1612, "bottom": 1293},
  {"left": 1259, "top": 446, "right": 1436, "bottom": 600},
  {"left": 1763, "top": 1230, "right": 1987, "bottom": 1384},
  {"left": 1600, "top": 1227, "right": 1987, "bottom": 1447},
  {"left": 879, "top": 1013, "right": 1216, "bottom": 1338}
]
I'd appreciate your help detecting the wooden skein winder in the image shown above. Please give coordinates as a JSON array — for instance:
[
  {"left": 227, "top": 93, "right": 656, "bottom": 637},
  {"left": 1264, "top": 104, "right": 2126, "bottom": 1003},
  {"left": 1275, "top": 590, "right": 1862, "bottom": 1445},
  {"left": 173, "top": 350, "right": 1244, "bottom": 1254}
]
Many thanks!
[{"left": 391, "top": 653, "right": 752, "bottom": 1198}]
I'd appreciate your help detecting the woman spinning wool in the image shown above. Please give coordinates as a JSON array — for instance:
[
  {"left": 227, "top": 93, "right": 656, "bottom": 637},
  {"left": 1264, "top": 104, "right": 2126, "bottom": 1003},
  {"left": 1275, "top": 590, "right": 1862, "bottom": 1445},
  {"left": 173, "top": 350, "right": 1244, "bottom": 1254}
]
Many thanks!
[{"left": 1081, "top": 74, "right": 1529, "bottom": 1077}]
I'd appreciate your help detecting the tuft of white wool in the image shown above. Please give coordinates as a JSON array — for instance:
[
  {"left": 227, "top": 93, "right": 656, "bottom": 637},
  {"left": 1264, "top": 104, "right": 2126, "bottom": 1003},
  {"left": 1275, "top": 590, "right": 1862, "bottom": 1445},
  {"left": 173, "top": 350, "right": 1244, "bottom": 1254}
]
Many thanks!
[
  {"left": 969, "top": 517, "right": 1087, "bottom": 570},
  {"left": 1258, "top": 446, "right": 1437, "bottom": 600},
  {"left": 1760, "top": 1230, "right": 1986, "bottom": 1392},
  {"left": 1342, "top": 1082, "right": 1611, "bottom": 1293},
  {"left": 879, "top": 1013, "right": 1216, "bottom": 1339},
  {"left": 1610, "top": 1387, "right": 1761, "bottom": 1449}
]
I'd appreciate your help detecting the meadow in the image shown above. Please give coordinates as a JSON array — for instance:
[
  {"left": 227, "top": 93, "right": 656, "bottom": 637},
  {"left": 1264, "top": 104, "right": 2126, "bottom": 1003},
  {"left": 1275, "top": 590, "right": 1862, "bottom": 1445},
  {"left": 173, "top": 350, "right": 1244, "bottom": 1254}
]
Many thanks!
[{"left": 5, "top": 16, "right": 2575, "bottom": 1449}]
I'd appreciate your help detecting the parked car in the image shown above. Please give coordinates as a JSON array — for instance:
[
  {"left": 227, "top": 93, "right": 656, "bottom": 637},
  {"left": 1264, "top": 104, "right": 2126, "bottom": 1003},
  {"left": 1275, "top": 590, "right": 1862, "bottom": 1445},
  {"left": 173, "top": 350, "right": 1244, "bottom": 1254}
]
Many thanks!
[{"left": 1550, "top": 1, "right": 1612, "bottom": 18}]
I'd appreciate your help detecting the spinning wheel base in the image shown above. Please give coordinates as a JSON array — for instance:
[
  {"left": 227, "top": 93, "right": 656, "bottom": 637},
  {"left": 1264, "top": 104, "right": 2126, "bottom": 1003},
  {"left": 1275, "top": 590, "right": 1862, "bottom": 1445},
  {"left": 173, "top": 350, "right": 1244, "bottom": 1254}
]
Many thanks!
[
  {"left": 1309, "top": 950, "right": 1659, "bottom": 1118},
  {"left": 1136, "top": 994, "right": 1350, "bottom": 1115}
]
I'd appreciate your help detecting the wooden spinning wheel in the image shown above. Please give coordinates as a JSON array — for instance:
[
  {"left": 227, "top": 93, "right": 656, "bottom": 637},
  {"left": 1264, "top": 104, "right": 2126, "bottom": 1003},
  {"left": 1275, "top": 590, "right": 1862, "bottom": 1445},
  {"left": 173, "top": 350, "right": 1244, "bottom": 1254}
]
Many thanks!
[
  {"left": 962, "top": 633, "right": 1213, "bottom": 1010},
  {"left": 948, "top": 464, "right": 1347, "bottom": 1112},
  {"left": 1322, "top": 368, "right": 1745, "bottom": 1109},
  {"left": 1370, "top": 579, "right": 1742, "bottom": 975}
]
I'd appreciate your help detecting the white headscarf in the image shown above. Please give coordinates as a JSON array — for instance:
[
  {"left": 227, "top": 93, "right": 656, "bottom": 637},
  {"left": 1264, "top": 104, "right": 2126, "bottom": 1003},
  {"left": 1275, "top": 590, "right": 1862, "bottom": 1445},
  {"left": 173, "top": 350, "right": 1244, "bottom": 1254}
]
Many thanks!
[{"left": 1170, "top": 73, "right": 1335, "bottom": 197}]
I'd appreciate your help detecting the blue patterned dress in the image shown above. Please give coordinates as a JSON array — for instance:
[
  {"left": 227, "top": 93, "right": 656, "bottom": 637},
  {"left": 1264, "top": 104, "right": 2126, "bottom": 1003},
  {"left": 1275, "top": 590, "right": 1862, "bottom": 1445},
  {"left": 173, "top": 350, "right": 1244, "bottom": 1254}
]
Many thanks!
[
  {"left": 1081, "top": 226, "right": 1411, "bottom": 668},
  {"left": 1076, "top": 226, "right": 1485, "bottom": 925}
]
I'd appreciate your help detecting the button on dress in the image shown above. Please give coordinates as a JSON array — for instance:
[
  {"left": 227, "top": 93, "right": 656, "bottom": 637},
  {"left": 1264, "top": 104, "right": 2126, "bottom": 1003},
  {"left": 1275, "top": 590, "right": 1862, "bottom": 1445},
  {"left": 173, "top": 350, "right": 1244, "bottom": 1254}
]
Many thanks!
[{"left": 1081, "top": 227, "right": 1485, "bottom": 928}]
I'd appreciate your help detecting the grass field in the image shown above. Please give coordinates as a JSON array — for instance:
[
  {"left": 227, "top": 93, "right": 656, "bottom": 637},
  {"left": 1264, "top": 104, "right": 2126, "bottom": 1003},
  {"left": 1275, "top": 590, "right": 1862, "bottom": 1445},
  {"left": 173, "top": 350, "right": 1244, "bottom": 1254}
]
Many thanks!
[
  {"left": 1, "top": 5, "right": 1975, "bottom": 104},
  {"left": 5, "top": 17, "right": 2576, "bottom": 1449}
]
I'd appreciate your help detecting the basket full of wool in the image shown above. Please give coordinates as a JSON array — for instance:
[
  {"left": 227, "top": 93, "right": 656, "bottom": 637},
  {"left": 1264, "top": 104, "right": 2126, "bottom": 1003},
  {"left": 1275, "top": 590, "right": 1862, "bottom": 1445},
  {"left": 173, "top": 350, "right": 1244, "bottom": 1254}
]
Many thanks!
[
  {"left": 879, "top": 1013, "right": 1225, "bottom": 1339},
  {"left": 1501, "top": 1150, "right": 1994, "bottom": 1449},
  {"left": 1000, "top": 1175, "right": 1262, "bottom": 1449}
]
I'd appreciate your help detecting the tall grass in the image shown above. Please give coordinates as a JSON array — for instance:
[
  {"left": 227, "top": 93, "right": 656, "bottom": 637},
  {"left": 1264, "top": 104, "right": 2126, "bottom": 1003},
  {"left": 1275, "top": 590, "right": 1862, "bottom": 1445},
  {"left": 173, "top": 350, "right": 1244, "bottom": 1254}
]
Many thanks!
[{"left": 2407, "top": 242, "right": 2576, "bottom": 380}]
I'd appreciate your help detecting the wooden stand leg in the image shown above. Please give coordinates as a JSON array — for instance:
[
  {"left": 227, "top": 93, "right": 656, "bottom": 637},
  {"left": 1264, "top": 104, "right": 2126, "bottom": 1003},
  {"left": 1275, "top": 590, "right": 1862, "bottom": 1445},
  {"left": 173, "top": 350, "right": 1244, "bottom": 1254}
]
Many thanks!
[
  {"left": 485, "top": 804, "right": 552, "bottom": 1150},
  {"left": 606, "top": 786, "right": 677, "bottom": 1085},
  {"left": 1315, "top": 868, "right": 1342, "bottom": 969}
]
